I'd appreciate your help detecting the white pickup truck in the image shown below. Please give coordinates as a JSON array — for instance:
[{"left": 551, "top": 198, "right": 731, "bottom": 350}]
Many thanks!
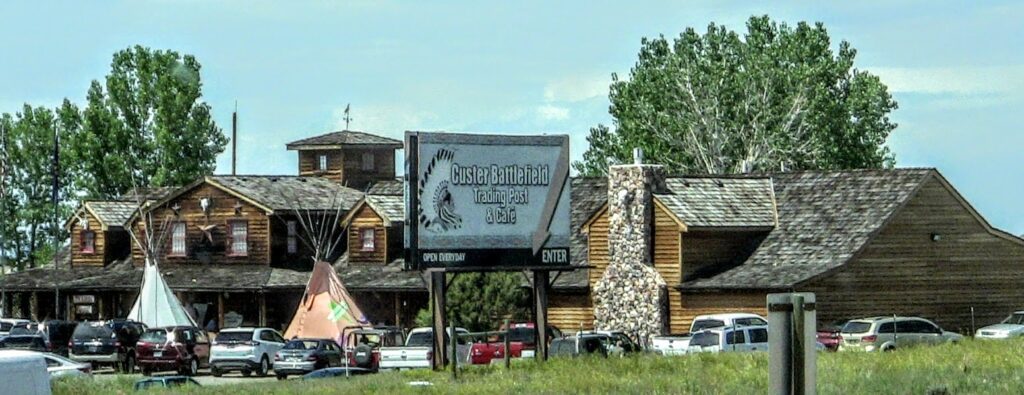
[
  {"left": 652, "top": 313, "right": 768, "bottom": 356},
  {"left": 378, "top": 327, "right": 470, "bottom": 370}
]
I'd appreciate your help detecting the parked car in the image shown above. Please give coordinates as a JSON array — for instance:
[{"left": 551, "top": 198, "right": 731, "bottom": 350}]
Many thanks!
[
  {"left": 210, "top": 327, "right": 287, "bottom": 377},
  {"left": 378, "top": 327, "right": 471, "bottom": 370},
  {"left": 690, "top": 313, "right": 768, "bottom": 332},
  {"left": 0, "top": 335, "right": 49, "bottom": 352},
  {"left": 41, "top": 352, "right": 93, "bottom": 380},
  {"left": 816, "top": 322, "right": 845, "bottom": 352},
  {"left": 838, "top": 316, "right": 962, "bottom": 352},
  {"left": 651, "top": 333, "right": 693, "bottom": 356},
  {"left": 133, "top": 376, "right": 200, "bottom": 391},
  {"left": 975, "top": 311, "right": 1024, "bottom": 339},
  {"left": 551, "top": 332, "right": 641, "bottom": 358},
  {"left": 342, "top": 326, "right": 405, "bottom": 371},
  {"left": 0, "top": 318, "right": 31, "bottom": 338},
  {"left": 0, "top": 350, "right": 51, "bottom": 394},
  {"left": 468, "top": 323, "right": 563, "bottom": 364},
  {"left": 10, "top": 320, "right": 77, "bottom": 356},
  {"left": 68, "top": 319, "right": 147, "bottom": 373},
  {"left": 687, "top": 325, "right": 769, "bottom": 353},
  {"left": 135, "top": 326, "right": 211, "bottom": 376},
  {"left": 302, "top": 366, "right": 373, "bottom": 380},
  {"left": 274, "top": 338, "right": 344, "bottom": 380}
]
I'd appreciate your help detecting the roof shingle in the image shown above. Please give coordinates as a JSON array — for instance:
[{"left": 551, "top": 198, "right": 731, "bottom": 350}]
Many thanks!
[
  {"left": 286, "top": 130, "right": 402, "bottom": 149},
  {"left": 656, "top": 177, "right": 776, "bottom": 229},
  {"left": 86, "top": 201, "right": 139, "bottom": 228},
  {"left": 209, "top": 176, "right": 364, "bottom": 212}
]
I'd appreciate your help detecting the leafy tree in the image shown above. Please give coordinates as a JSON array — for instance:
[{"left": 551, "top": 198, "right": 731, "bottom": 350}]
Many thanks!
[
  {"left": 68, "top": 45, "right": 227, "bottom": 198},
  {"left": 575, "top": 15, "right": 898, "bottom": 176},
  {"left": 2, "top": 105, "right": 74, "bottom": 269},
  {"left": 414, "top": 273, "right": 531, "bottom": 332}
]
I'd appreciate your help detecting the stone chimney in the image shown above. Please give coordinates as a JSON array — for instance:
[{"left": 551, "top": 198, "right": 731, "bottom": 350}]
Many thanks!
[{"left": 592, "top": 150, "right": 668, "bottom": 346}]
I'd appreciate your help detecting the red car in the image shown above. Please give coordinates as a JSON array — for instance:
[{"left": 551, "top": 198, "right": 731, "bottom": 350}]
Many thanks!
[
  {"left": 136, "top": 326, "right": 211, "bottom": 376},
  {"left": 342, "top": 326, "right": 405, "bottom": 371},
  {"left": 469, "top": 323, "right": 561, "bottom": 365},
  {"left": 816, "top": 323, "right": 844, "bottom": 352}
]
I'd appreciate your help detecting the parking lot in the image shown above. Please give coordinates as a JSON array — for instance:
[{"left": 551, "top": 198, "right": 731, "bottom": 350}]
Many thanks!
[{"left": 92, "top": 366, "right": 281, "bottom": 387}]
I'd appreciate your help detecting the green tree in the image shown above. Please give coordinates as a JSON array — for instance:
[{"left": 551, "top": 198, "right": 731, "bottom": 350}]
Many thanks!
[
  {"left": 415, "top": 273, "right": 531, "bottom": 332},
  {"left": 3, "top": 105, "right": 75, "bottom": 269},
  {"left": 575, "top": 15, "right": 898, "bottom": 176},
  {"left": 68, "top": 45, "right": 227, "bottom": 198}
]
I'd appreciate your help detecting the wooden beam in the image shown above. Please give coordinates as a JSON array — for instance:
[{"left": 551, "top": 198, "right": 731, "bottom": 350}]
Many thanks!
[
  {"left": 217, "top": 293, "right": 225, "bottom": 332},
  {"left": 30, "top": 291, "right": 38, "bottom": 322},
  {"left": 533, "top": 270, "right": 550, "bottom": 362},
  {"left": 259, "top": 293, "right": 267, "bottom": 327},
  {"left": 393, "top": 293, "right": 401, "bottom": 327},
  {"left": 430, "top": 271, "right": 448, "bottom": 370}
]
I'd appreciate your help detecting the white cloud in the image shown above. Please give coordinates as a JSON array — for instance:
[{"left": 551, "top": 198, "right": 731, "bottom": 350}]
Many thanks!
[
  {"left": 543, "top": 73, "right": 610, "bottom": 103},
  {"left": 536, "top": 105, "right": 570, "bottom": 121},
  {"left": 871, "top": 66, "right": 1024, "bottom": 95}
]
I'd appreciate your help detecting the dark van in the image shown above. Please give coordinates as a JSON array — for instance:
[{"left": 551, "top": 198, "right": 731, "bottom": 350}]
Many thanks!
[{"left": 69, "top": 319, "right": 148, "bottom": 372}]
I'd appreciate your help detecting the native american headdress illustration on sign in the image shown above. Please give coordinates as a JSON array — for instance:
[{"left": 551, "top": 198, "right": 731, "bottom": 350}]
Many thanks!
[{"left": 418, "top": 148, "right": 463, "bottom": 232}]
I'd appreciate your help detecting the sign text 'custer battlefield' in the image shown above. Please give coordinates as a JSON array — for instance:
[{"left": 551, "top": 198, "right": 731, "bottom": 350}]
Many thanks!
[{"left": 405, "top": 132, "right": 571, "bottom": 270}]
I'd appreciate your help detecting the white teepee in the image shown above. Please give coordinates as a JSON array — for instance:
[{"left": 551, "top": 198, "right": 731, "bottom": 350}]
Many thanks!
[{"left": 127, "top": 261, "right": 197, "bottom": 328}]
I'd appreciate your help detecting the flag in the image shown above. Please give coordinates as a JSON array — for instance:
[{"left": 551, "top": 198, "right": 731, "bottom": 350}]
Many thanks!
[{"left": 328, "top": 299, "right": 349, "bottom": 322}]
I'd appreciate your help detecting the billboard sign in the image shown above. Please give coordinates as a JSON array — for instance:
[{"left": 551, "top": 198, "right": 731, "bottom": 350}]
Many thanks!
[{"left": 405, "top": 132, "right": 571, "bottom": 269}]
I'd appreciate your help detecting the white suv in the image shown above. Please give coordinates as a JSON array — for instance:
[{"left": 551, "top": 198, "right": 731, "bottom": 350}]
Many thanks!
[
  {"left": 210, "top": 327, "right": 286, "bottom": 377},
  {"left": 838, "top": 316, "right": 961, "bottom": 352},
  {"left": 687, "top": 325, "right": 769, "bottom": 353}
]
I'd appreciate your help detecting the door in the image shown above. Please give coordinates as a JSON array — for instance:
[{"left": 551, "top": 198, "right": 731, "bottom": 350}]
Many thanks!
[
  {"left": 747, "top": 328, "right": 768, "bottom": 352},
  {"left": 325, "top": 342, "right": 342, "bottom": 366},
  {"left": 911, "top": 320, "right": 942, "bottom": 345},
  {"left": 724, "top": 329, "right": 747, "bottom": 352},
  {"left": 193, "top": 330, "right": 211, "bottom": 366},
  {"left": 893, "top": 320, "right": 918, "bottom": 347}
]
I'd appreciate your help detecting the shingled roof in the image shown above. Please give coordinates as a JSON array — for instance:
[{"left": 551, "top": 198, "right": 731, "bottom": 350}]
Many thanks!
[
  {"left": 366, "top": 179, "right": 404, "bottom": 196},
  {"left": 85, "top": 201, "right": 139, "bottom": 229},
  {"left": 143, "top": 176, "right": 364, "bottom": 215},
  {"left": 656, "top": 177, "right": 777, "bottom": 229},
  {"left": 286, "top": 130, "right": 403, "bottom": 150},
  {"left": 681, "top": 169, "right": 935, "bottom": 290},
  {"left": 551, "top": 177, "right": 607, "bottom": 290},
  {"left": 364, "top": 195, "right": 405, "bottom": 225}
]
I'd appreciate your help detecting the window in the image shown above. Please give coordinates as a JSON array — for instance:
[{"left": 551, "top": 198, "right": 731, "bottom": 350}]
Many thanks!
[
  {"left": 735, "top": 317, "right": 767, "bottom": 327},
  {"left": 319, "top": 154, "right": 328, "bottom": 171},
  {"left": 361, "top": 228, "right": 375, "bottom": 251},
  {"left": 286, "top": 221, "right": 298, "bottom": 254},
  {"left": 170, "top": 222, "right": 186, "bottom": 256},
  {"left": 361, "top": 152, "right": 375, "bottom": 171},
  {"left": 229, "top": 221, "right": 248, "bottom": 256},
  {"left": 81, "top": 231, "right": 96, "bottom": 254},
  {"left": 691, "top": 319, "right": 725, "bottom": 332},
  {"left": 725, "top": 329, "right": 746, "bottom": 345},
  {"left": 749, "top": 328, "right": 768, "bottom": 343}
]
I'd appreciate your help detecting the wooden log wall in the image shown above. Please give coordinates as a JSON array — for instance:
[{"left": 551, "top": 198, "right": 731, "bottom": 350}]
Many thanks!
[
  {"left": 341, "top": 147, "right": 396, "bottom": 190},
  {"left": 132, "top": 184, "right": 271, "bottom": 266},
  {"left": 674, "top": 291, "right": 768, "bottom": 331},
  {"left": 803, "top": 176, "right": 1024, "bottom": 333},
  {"left": 70, "top": 213, "right": 105, "bottom": 267},
  {"left": 548, "top": 293, "right": 594, "bottom": 331},
  {"left": 347, "top": 204, "right": 388, "bottom": 264},
  {"left": 298, "top": 149, "right": 344, "bottom": 182}
]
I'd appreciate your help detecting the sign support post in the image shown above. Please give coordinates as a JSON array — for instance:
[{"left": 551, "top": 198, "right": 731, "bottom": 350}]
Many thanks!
[
  {"left": 767, "top": 292, "right": 816, "bottom": 395},
  {"left": 430, "top": 271, "right": 448, "bottom": 371},
  {"left": 533, "top": 270, "right": 550, "bottom": 362}
]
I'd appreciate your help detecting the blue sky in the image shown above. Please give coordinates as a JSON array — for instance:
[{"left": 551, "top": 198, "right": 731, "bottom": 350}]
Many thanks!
[{"left": 2, "top": 1, "right": 1022, "bottom": 233}]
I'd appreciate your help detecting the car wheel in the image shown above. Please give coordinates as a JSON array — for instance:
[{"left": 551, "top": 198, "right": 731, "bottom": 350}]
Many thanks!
[
  {"left": 242, "top": 369, "right": 252, "bottom": 377},
  {"left": 276, "top": 373, "right": 287, "bottom": 380},
  {"left": 257, "top": 356, "right": 269, "bottom": 377},
  {"left": 211, "top": 366, "right": 222, "bottom": 377}
]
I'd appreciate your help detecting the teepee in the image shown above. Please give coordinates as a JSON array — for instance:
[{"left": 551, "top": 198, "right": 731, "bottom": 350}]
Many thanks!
[
  {"left": 127, "top": 261, "right": 197, "bottom": 327},
  {"left": 283, "top": 260, "right": 368, "bottom": 345}
]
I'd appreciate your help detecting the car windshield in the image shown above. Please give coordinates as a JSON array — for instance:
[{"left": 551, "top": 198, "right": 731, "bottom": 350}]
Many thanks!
[
  {"left": 217, "top": 331, "right": 254, "bottom": 343},
  {"left": 73, "top": 322, "right": 113, "bottom": 339},
  {"left": 690, "top": 332, "right": 720, "bottom": 347},
  {"left": 352, "top": 333, "right": 382, "bottom": 346},
  {"left": 9, "top": 326, "right": 33, "bottom": 336},
  {"left": 842, "top": 321, "right": 873, "bottom": 334},
  {"left": 140, "top": 330, "right": 168, "bottom": 343},
  {"left": 1002, "top": 313, "right": 1024, "bottom": 325},
  {"left": 3, "top": 336, "right": 42, "bottom": 347},
  {"left": 406, "top": 332, "right": 433, "bottom": 347},
  {"left": 691, "top": 320, "right": 726, "bottom": 332},
  {"left": 284, "top": 340, "right": 320, "bottom": 350}
]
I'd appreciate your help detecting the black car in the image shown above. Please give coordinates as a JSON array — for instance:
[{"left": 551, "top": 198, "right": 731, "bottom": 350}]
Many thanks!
[
  {"left": 302, "top": 367, "right": 373, "bottom": 380},
  {"left": 273, "top": 339, "right": 344, "bottom": 380},
  {"left": 0, "top": 334, "right": 49, "bottom": 352},
  {"left": 8, "top": 320, "right": 77, "bottom": 356},
  {"left": 550, "top": 332, "right": 641, "bottom": 358},
  {"left": 69, "top": 319, "right": 148, "bottom": 372}
]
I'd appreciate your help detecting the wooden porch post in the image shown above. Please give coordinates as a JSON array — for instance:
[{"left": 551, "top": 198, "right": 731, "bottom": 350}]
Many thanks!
[
  {"left": 258, "top": 292, "right": 267, "bottom": 327},
  {"left": 393, "top": 293, "right": 401, "bottom": 327},
  {"left": 98, "top": 294, "right": 105, "bottom": 320},
  {"left": 217, "top": 293, "right": 225, "bottom": 331},
  {"left": 30, "top": 291, "right": 39, "bottom": 321}
]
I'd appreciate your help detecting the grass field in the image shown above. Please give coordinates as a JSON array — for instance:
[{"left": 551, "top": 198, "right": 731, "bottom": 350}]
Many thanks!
[{"left": 53, "top": 338, "right": 1024, "bottom": 394}]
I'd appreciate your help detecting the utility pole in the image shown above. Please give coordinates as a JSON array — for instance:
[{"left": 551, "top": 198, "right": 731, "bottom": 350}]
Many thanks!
[
  {"left": 52, "top": 123, "right": 61, "bottom": 319},
  {"left": 231, "top": 101, "right": 238, "bottom": 176}
]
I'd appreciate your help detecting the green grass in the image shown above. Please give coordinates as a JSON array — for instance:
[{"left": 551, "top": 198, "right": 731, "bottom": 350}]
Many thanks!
[{"left": 53, "top": 339, "right": 1024, "bottom": 394}]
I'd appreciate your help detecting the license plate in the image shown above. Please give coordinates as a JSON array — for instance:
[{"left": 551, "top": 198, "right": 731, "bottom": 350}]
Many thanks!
[
  {"left": 154, "top": 351, "right": 163, "bottom": 358},
  {"left": 89, "top": 346, "right": 98, "bottom": 352}
]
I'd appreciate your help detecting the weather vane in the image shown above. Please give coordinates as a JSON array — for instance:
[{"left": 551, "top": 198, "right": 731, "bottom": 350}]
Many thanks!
[{"left": 343, "top": 103, "right": 353, "bottom": 130}]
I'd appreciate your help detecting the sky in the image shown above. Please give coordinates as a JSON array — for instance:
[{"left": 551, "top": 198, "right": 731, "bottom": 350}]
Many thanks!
[{"left": 1, "top": 1, "right": 1022, "bottom": 233}]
